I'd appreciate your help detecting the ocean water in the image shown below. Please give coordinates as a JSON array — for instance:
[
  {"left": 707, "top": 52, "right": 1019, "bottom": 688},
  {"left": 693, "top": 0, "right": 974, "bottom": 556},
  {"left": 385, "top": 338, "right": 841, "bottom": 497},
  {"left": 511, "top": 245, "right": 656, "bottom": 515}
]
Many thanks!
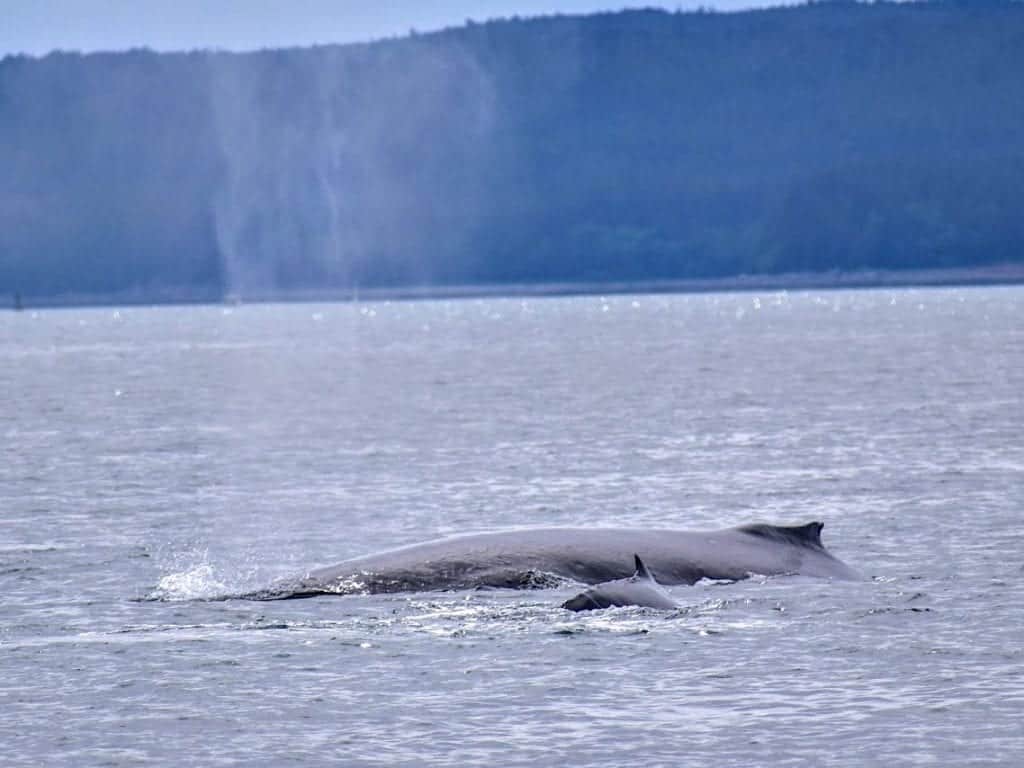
[{"left": 1, "top": 286, "right": 1022, "bottom": 766}]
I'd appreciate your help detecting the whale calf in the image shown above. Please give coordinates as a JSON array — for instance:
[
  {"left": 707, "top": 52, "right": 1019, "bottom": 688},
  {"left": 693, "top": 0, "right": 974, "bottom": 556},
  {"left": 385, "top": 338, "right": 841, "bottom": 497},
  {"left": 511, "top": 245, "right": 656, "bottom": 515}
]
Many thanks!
[
  {"left": 562, "top": 555, "right": 679, "bottom": 612},
  {"left": 246, "top": 521, "right": 858, "bottom": 600}
]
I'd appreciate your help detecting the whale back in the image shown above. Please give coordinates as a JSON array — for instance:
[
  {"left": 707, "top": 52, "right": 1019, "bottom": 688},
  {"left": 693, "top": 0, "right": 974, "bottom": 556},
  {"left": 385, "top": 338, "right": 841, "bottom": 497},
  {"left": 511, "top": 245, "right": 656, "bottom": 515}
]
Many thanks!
[
  {"left": 735, "top": 522, "right": 825, "bottom": 548},
  {"left": 246, "top": 520, "right": 859, "bottom": 599}
]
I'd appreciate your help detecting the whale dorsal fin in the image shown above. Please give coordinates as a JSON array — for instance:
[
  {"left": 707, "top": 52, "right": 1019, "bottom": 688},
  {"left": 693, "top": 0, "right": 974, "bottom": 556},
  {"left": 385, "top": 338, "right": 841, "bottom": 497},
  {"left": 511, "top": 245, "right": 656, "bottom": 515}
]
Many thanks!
[
  {"left": 633, "top": 554, "right": 655, "bottom": 581},
  {"left": 736, "top": 521, "right": 825, "bottom": 548}
]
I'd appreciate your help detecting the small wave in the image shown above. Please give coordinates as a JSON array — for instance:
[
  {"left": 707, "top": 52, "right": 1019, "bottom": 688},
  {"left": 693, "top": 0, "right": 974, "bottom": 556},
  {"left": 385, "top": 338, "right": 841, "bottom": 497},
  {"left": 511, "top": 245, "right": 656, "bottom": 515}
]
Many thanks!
[{"left": 0, "top": 542, "right": 71, "bottom": 554}]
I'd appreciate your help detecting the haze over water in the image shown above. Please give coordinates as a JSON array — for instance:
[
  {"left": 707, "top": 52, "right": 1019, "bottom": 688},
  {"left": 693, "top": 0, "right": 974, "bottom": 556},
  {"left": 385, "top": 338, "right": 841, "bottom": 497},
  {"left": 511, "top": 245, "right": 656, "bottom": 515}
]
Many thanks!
[{"left": 1, "top": 286, "right": 1022, "bottom": 765}]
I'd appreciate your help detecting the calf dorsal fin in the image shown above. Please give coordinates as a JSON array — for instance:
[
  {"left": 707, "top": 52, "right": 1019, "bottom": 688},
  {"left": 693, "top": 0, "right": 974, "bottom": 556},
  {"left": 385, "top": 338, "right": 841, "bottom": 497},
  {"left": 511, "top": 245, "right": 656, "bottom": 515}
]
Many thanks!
[
  {"left": 633, "top": 554, "right": 655, "bottom": 581},
  {"left": 736, "top": 521, "right": 825, "bottom": 548}
]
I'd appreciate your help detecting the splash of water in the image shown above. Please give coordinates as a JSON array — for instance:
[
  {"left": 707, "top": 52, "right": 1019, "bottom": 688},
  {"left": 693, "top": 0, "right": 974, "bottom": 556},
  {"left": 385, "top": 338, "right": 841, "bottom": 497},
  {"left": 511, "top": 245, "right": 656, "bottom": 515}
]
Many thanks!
[
  {"left": 154, "top": 563, "right": 229, "bottom": 601},
  {"left": 148, "top": 544, "right": 265, "bottom": 601}
]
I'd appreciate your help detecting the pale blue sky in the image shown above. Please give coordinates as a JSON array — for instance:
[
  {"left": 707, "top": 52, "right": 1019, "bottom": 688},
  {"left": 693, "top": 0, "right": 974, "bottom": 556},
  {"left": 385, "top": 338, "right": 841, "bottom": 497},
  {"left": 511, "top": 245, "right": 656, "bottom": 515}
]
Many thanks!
[{"left": 3, "top": 0, "right": 784, "bottom": 56}]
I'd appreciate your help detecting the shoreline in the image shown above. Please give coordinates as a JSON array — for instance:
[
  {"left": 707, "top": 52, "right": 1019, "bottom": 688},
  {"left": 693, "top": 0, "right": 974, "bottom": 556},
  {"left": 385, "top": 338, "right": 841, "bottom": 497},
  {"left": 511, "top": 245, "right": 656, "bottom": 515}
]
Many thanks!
[{"left": 7, "top": 263, "right": 1024, "bottom": 311}]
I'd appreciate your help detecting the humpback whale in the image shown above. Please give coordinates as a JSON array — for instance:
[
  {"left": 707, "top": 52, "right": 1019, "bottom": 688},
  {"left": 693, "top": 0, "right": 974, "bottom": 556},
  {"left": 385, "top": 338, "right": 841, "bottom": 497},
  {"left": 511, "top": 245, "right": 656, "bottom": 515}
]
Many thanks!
[
  {"left": 246, "top": 521, "right": 858, "bottom": 600},
  {"left": 562, "top": 555, "right": 679, "bottom": 611}
]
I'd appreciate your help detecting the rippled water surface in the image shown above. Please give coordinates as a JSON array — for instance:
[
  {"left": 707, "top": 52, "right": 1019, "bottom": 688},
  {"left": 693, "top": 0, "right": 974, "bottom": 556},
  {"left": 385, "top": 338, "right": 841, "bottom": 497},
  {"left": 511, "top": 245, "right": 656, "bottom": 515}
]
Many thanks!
[{"left": 2, "top": 287, "right": 1022, "bottom": 766}]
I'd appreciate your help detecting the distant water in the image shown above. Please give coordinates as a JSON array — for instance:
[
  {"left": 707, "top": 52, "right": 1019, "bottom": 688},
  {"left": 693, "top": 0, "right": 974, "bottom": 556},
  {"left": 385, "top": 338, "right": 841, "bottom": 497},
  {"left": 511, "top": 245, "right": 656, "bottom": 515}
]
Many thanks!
[{"left": 1, "top": 287, "right": 1022, "bottom": 766}]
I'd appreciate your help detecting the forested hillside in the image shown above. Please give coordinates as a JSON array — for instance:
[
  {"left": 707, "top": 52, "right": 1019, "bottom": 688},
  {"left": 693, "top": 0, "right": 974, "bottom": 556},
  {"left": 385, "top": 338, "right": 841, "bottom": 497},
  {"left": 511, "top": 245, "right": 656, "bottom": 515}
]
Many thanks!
[{"left": 2, "top": 1, "right": 1023, "bottom": 301}]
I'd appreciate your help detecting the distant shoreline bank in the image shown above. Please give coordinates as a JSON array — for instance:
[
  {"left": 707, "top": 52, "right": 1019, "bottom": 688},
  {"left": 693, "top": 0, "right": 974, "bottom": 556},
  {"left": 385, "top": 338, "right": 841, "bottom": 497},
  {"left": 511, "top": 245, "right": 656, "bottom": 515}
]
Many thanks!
[{"left": 8, "top": 263, "right": 1024, "bottom": 311}]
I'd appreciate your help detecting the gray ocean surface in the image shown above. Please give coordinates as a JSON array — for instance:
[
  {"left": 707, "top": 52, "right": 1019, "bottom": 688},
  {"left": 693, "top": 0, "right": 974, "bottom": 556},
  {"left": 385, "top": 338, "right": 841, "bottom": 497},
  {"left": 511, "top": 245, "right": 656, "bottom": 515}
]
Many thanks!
[{"left": 1, "top": 286, "right": 1022, "bottom": 766}]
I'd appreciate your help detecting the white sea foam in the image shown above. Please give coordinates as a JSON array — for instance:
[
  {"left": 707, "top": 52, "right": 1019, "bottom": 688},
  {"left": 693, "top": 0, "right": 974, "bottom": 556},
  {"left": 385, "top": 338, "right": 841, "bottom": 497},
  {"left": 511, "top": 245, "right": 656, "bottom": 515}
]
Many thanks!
[{"left": 154, "top": 563, "right": 228, "bottom": 601}]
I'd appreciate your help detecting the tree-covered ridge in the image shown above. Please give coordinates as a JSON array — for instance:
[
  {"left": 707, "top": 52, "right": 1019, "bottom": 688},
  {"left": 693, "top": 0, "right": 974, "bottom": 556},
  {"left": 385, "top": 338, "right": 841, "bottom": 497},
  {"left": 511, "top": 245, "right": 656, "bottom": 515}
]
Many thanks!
[{"left": 2, "top": 1, "right": 1023, "bottom": 301}]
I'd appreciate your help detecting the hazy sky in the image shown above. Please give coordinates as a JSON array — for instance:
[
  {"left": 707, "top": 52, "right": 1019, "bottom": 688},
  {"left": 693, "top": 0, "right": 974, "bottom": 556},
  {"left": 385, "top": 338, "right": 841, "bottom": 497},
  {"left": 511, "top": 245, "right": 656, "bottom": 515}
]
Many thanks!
[{"left": 3, "top": 0, "right": 783, "bottom": 57}]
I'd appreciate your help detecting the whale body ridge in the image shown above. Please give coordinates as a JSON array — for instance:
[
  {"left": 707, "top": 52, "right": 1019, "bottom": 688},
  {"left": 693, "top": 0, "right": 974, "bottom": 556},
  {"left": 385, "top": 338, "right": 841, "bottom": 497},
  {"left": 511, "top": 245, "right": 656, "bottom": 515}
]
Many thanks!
[{"left": 244, "top": 520, "right": 859, "bottom": 601}]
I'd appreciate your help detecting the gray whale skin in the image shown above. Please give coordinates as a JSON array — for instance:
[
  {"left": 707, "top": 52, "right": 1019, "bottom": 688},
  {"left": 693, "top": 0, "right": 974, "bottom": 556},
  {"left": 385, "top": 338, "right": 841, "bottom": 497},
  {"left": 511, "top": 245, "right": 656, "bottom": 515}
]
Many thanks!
[
  {"left": 250, "top": 521, "right": 858, "bottom": 601},
  {"left": 562, "top": 554, "right": 680, "bottom": 612}
]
